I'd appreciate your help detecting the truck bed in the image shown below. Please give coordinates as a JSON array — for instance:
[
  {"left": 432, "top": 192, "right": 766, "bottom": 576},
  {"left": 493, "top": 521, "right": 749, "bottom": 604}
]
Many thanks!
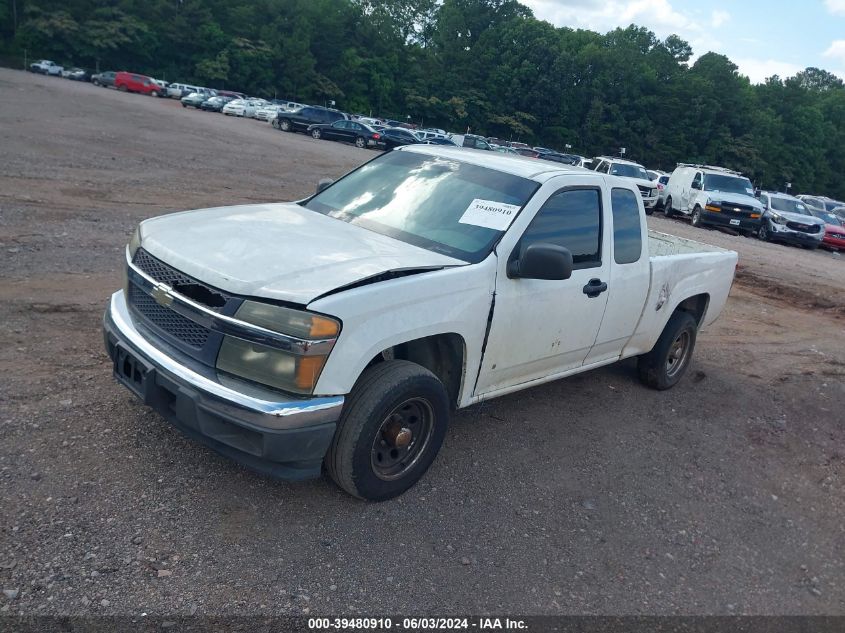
[{"left": 621, "top": 230, "right": 738, "bottom": 359}]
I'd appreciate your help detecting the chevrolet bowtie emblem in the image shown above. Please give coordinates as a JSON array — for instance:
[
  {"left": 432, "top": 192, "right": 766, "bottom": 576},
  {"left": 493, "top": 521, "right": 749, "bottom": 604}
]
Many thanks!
[{"left": 151, "top": 283, "right": 174, "bottom": 307}]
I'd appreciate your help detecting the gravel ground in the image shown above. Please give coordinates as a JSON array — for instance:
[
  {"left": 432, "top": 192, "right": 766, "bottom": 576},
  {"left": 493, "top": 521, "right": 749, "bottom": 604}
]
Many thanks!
[{"left": 1, "top": 69, "right": 843, "bottom": 617}]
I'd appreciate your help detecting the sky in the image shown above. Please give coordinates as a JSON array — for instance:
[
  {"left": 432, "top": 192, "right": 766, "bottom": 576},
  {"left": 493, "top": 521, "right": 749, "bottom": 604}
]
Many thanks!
[{"left": 521, "top": 0, "right": 845, "bottom": 83}]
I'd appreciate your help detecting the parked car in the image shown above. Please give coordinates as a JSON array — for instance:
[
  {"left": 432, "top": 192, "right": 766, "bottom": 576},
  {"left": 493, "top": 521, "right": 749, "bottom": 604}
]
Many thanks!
[
  {"left": 29, "top": 60, "right": 63, "bottom": 75},
  {"left": 151, "top": 79, "right": 169, "bottom": 97},
  {"left": 307, "top": 120, "right": 386, "bottom": 149},
  {"left": 493, "top": 146, "right": 520, "bottom": 155},
  {"left": 416, "top": 130, "right": 449, "bottom": 142},
  {"left": 380, "top": 127, "right": 421, "bottom": 149},
  {"left": 539, "top": 153, "right": 580, "bottom": 165},
  {"left": 215, "top": 90, "right": 245, "bottom": 100},
  {"left": 200, "top": 96, "right": 234, "bottom": 112},
  {"left": 514, "top": 148, "right": 541, "bottom": 158},
  {"left": 533, "top": 147, "right": 555, "bottom": 154},
  {"left": 663, "top": 164, "right": 763, "bottom": 231},
  {"left": 647, "top": 169, "right": 667, "bottom": 181},
  {"left": 114, "top": 72, "right": 165, "bottom": 97},
  {"left": 167, "top": 83, "right": 198, "bottom": 99},
  {"left": 449, "top": 134, "right": 493, "bottom": 150},
  {"left": 422, "top": 137, "right": 458, "bottom": 146},
  {"left": 222, "top": 99, "right": 254, "bottom": 117},
  {"left": 181, "top": 90, "right": 215, "bottom": 108},
  {"left": 273, "top": 106, "right": 347, "bottom": 133},
  {"left": 255, "top": 105, "right": 283, "bottom": 121},
  {"left": 91, "top": 71, "right": 117, "bottom": 88},
  {"left": 803, "top": 206, "right": 845, "bottom": 251},
  {"left": 104, "top": 144, "right": 737, "bottom": 501},
  {"left": 655, "top": 174, "right": 671, "bottom": 208},
  {"left": 62, "top": 67, "right": 89, "bottom": 81},
  {"left": 756, "top": 192, "right": 824, "bottom": 249},
  {"left": 593, "top": 157, "right": 658, "bottom": 214}
]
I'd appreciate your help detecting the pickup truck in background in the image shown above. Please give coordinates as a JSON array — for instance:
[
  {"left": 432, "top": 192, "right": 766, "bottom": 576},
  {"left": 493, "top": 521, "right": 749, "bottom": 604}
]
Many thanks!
[
  {"left": 104, "top": 146, "right": 738, "bottom": 501},
  {"left": 29, "top": 60, "right": 63, "bottom": 75}
]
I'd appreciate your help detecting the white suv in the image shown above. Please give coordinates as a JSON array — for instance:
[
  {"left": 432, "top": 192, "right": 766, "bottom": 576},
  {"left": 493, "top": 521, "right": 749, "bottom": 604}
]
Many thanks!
[{"left": 592, "top": 157, "right": 657, "bottom": 213}]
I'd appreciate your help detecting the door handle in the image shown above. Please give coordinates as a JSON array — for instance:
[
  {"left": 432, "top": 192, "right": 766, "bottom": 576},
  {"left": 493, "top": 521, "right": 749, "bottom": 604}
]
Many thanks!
[{"left": 583, "top": 278, "right": 608, "bottom": 298}]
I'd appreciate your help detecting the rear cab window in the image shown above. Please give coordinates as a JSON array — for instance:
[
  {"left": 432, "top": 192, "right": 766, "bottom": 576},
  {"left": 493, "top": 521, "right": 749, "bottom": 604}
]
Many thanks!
[{"left": 610, "top": 188, "right": 642, "bottom": 264}]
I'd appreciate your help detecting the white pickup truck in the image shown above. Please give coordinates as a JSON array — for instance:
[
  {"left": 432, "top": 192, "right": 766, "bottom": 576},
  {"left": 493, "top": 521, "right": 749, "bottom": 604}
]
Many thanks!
[
  {"left": 104, "top": 146, "right": 737, "bottom": 500},
  {"left": 29, "top": 60, "right": 63, "bottom": 75}
]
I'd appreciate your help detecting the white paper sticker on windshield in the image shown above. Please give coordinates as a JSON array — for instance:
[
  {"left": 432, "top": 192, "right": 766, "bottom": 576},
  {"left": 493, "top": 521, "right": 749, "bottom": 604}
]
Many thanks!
[{"left": 459, "top": 199, "right": 521, "bottom": 231}]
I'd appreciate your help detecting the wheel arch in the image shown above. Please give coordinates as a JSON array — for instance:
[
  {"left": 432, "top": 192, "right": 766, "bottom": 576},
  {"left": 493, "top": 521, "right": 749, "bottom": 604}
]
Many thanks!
[
  {"left": 673, "top": 293, "right": 710, "bottom": 327},
  {"left": 363, "top": 333, "right": 467, "bottom": 410}
]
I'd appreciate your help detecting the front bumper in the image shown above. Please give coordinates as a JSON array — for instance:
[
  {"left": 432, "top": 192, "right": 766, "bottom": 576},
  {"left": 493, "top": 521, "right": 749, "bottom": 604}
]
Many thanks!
[
  {"left": 699, "top": 209, "right": 761, "bottom": 231},
  {"left": 822, "top": 233, "right": 845, "bottom": 250},
  {"left": 103, "top": 290, "right": 343, "bottom": 480},
  {"left": 642, "top": 196, "right": 658, "bottom": 208},
  {"left": 766, "top": 221, "right": 823, "bottom": 246}
]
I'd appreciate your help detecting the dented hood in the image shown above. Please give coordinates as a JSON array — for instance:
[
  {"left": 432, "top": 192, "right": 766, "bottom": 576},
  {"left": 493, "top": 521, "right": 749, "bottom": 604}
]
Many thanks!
[{"left": 139, "top": 202, "right": 464, "bottom": 305}]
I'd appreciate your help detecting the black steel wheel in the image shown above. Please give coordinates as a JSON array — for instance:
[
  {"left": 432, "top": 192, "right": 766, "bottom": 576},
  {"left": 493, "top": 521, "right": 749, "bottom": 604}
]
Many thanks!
[
  {"left": 638, "top": 311, "right": 698, "bottom": 390},
  {"left": 326, "top": 360, "right": 450, "bottom": 501}
]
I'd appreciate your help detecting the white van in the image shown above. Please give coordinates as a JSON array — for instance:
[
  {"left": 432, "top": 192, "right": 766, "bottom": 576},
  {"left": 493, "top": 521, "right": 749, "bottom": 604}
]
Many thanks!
[{"left": 663, "top": 164, "right": 764, "bottom": 233}]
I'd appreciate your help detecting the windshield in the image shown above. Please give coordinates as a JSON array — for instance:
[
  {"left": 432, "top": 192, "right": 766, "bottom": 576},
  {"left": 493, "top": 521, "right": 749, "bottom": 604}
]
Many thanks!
[
  {"left": 703, "top": 174, "right": 754, "bottom": 197},
  {"left": 810, "top": 209, "right": 842, "bottom": 225},
  {"left": 770, "top": 197, "right": 811, "bottom": 215},
  {"left": 610, "top": 163, "right": 650, "bottom": 180},
  {"left": 824, "top": 200, "right": 844, "bottom": 212},
  {"left": 302, "top": 150, "right": 539, "bottom": 262}
]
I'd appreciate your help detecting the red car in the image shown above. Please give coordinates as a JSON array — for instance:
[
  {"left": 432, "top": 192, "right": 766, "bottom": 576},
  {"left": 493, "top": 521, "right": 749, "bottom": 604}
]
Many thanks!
[
  {"left": 114, "top": 72, "right": 164, "bottom": 97},
  {"left": 822, "top": 223, "right": 845, "bottom": 251}
]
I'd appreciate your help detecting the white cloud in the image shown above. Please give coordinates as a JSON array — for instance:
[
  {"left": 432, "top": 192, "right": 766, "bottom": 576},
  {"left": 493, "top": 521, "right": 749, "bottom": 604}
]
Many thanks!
[
  {"left": 523, "top": 0, "right": 720, "bottom": 57},
  {"left": 710, "top": 9, "right": 730, "bottom": 27},
  {"left": 732, "top": 57, "right": 803, "bottom": 83},
  {"left": 823, "top": 40, "right": 845, "bottom": 66},
  {"left": 824, "top": 0, "right": 845, "bottom": 16}
]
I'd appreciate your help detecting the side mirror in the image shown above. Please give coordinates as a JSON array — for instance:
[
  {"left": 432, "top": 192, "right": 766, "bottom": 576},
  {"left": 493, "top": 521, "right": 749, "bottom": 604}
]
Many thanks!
[
  {"left": 691, "top": 181, "right": 702, "bottom": 190},
  {"left": 507, "top": 243, "right": 573, "bottom": 280},
  {"left": 316, "top": 178, "right": 333, "bottom": 194}
]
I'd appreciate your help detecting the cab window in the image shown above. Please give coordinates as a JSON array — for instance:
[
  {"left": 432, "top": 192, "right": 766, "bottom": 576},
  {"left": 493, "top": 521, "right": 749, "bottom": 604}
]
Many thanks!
[
  {"left": 610, "top": 188, "right": 642, "bottom": 264},
  {"left": 520, "top": 188, "right": 602, "bottom": 268}
]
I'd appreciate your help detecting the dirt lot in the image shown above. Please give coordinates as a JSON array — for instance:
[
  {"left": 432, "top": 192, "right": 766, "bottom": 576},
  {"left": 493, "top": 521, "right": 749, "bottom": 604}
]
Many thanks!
[{"left": 1, "top": 69, "right": 843, "bottom": 617}]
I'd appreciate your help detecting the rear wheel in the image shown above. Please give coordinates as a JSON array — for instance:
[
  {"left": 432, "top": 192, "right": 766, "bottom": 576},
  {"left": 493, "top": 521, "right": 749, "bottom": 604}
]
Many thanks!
[
  {"left": 638, "top": 311, "right": 698, "bottom": 390},
  {"left": 118, "top": 85, "right": 127, "bottom": 92},
  {"left": 311, "top": 128, "right": 322, "bottom": 139},
  {"left": 664, "top": 197, "right": 674, "bottom": 218},
  {"left": 325, "top": 360, "right": 450, "bottom": 501},
  {"left": 92, "top": 79, "right": 100, "bottom": 86},
  {"left": 355, "top": 136, "right": 367, "bottom": 149}
]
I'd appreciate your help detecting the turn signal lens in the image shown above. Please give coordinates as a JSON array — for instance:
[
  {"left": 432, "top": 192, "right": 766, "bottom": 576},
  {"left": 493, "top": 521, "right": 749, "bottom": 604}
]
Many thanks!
[
  {"left": 705, "top": 204, "right": 721, "bottom": 212},
  {"left": 750, "top": 213, "right": 761, "bottom": 219},
  {"left": 295, "top": 356, "right": 327, "bottom": 391}
]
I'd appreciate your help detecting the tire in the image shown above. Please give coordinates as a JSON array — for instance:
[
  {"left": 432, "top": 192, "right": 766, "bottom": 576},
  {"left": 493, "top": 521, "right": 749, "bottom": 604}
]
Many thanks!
[
  {"left": 637, "top": 311, "right": 698, "bottom": 391},
  {"left": 150, "top": 90, "right": 159, "bottom": 98},
  {"left": 118, "top": 85, "right": 127, "bottom": 92},
  {"left": 280, "top": 119, "right": 292, "bottom": 132},
  {"left": 311, "top": 128, "right": 322, "bottom": 139},
  {"left": 758, "top": 223, "right": 769, "bottom": 241},
  {"left": 92, "top": 79, "right": 100, "bottom": 86},
  {"left": 271, "top": 118, "right": 280, "bottom": 130},
  {"left": 182, "top": 103, "right": 187, "bottom": 108},
  {"left": 645, "top": 206, "right": 654, "bottom": 216},
  {"left": 664, "top": 197, "right": 674, "bottom": 218},
  {"left": 691, "top": 205, "right": 703, "bottom": 227},
  {"left": 355, "top": 136, "right": 367, "bottom": 149},
  {"left": 325, "top": 360, "right": 450, "bottom": 501},
  {"left": 804, "top": 243, "right": 819, "bottom": 251}
]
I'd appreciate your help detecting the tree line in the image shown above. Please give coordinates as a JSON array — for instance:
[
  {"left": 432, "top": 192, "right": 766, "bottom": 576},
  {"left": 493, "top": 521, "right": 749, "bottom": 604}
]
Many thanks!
[{"left": 2, "top": 0, "right": 844, "bottom": 198}]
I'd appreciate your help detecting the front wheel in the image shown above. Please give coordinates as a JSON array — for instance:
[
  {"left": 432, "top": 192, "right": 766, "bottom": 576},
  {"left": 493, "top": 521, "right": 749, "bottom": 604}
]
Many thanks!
[
  {"left": 150, "top": 90, "right": 159, "bottom": 98},
  {"left": 280, "top": 119, "right": 291, "bottom": 132},
  {"left": 311, "top": 128, "right": 322, "bottom": 139},
  {"left": 664, "top": 197, "right": 674, "bottom": 218},
  {"left": 758, "top": 223, "right": 770, "bottom": 241},
  {"left": 637, "top": 311, "right": 698, "bottom": 390},
  {"left": 691, "top": 205, "right": 703, "bottom": 227},
  {"left": 118, "top": 85, "right": 127, "bottom": 92},
  {"left": 92, "top": 79, "right": 100, "bottom": 86},
  {"left": 325, "top": 360, "right": 450, "bottom": 501},
  {"left": 354, "top": 136, "right": 367, "bottom": 149}
]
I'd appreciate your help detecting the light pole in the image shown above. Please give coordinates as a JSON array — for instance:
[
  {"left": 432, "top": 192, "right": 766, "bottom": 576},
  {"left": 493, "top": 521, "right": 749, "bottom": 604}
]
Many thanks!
[
  {"left": 785, "top": 182, "right": 792, "bottom": 195},
  {"left": 620, "top": 147, "right": 626, "bottom": 158},
  {"left": 565, "top": 143, "right": 572, "bottom": 152}
]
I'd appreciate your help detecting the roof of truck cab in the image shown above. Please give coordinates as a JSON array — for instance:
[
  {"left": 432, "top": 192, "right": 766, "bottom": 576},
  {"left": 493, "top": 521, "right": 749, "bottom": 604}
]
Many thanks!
[{"left": 400, "top": 145, "right": 589, "bottom": 182}]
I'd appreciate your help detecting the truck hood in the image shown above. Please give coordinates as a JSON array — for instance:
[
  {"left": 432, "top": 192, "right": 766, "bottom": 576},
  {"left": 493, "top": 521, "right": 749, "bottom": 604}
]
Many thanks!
[
  {"left": 138, "top": 203, "right": 465, "bottom": 305},
  {"left": 706, "top": 191, "right": 764, "bottom": 210}
]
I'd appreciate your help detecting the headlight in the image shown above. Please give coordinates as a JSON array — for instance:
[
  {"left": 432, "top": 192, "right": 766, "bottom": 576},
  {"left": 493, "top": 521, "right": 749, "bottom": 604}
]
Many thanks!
[
  {"left": 770, "top": 213, "right": 788, "bottom": 225},
  {"left": 216, "top": 301, "right": 340, "bottom": 395}
]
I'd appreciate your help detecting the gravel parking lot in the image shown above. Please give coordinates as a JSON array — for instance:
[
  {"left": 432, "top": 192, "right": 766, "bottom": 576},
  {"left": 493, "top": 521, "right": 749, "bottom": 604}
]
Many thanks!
[{"left": 1, "top": 68, "right": 843, "bottom": 616}]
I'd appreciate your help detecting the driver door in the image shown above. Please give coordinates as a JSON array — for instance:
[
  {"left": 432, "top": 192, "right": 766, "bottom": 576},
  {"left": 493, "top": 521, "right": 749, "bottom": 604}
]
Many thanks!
[{"left": 474, "top": 183, "right": 612, "bottom": 396}]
